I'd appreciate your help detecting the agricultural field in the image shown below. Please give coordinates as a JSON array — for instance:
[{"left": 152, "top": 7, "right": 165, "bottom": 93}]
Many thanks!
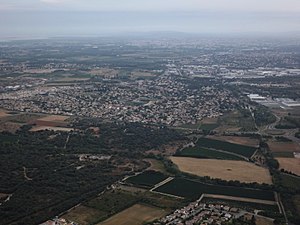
[
  {"left": 37, "top": 115, "right": 69, "bottom": 122},
  {"left": 176, "top": 146, "right": 244, "bottom": 160},
  {"left": 170, "top": 157, "right": 273, "bottom": 184},
  {"left": 63, "top": 190, "right": 140, "bottom": 224},
  {"left": 276, "top": 173, "right": 300, "bottom": 193},
  {"left": 0, "top": 109, "right": 10, "bottom": 118},
  {"left": 207, "top": 135, "right": 259, "bottom": 147},
  {"left": 199, "top": 123, "right": 219, "bottom": 131},
  {"left": 144, "top": 159, "right": 168, "bottom": 173},
  {"left": 255, "top": 217, "right": 274, "bottom": 225},
  {"left": 30, "top": 126, "right": 73, "bottom": 132},
  {"left": 98, "top": 204, "right": 167, "bottom": 225},
  {"left": 268, "top": 141, "right": 300, "bottom": 153},
  {"left": 125, "top": 170, "right": 168, "bottom": 188},
  {"left": 277, "top": 158, "right": 300, "bottom": 175},
  {"left": 196, "top": 137, "right": 257, "bottom": 158},
  {"left": 63, "top": 205, "right": 107, "bottom": 225},
  {"left": 153, "top": 178, "right": 275, "bottom": 201}
]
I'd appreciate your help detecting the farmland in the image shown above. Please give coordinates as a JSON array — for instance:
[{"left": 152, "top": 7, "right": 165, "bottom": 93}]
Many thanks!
[
  {"left": 170, "top": 157, "right": 273, "bottom": 184},
  {"left": 153, "top": 178, "right": 275, "bottom": 201},
  {"left": 277, "top": 158, "right": 300, "bottom": 175},
  {"left": 176, "top": 147, "right": 244, "bottom": 160},
  {"left": 125, "top": 171, "right": 168, "bottom": 188},
  {"left": 196, "top": 137, "right": 257, "bottom": 158},
  {"left": 207, "top": 135, "right": 259, "bottom": 147},
  {"left": 98, "top": 204, "right": 168, "bottom": 225},
  {"left": 268, "top": 141, "right": 300, "bottom": 153},
  {"left": 30, "top": 126, "right": 73, "bottom": 132}
]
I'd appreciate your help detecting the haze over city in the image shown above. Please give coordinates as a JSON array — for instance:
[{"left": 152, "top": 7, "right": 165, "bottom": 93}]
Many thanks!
[{"left": 0, "top": 0, "right": 300, "bottom": 38}]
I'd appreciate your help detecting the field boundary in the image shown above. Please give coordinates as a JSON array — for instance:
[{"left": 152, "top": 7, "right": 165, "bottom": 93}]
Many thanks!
[
  {"left": 201, "top": 194, "right": 277, "bottom": 205},
  {"left": 150, "top": 177, "right": 174, "bottom": 191}
]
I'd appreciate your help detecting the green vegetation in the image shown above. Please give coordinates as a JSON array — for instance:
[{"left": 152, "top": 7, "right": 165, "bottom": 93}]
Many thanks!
[
  {"left": 175, "top": 147, "right": 244, "bottom": 160},
  {"left": 125, "top": 171, "right": 168, "bottom": 188},
  {"left": 199, "top": 123, "right": 219, "bottom": 131},
  {"left": 154, "top": 178, "right": 275, "bottom": 201},
  {"left": 196, "top": 137, "right": 256, "bottom": 158},
  {"left": 0, "top": 121, "right": 184, "bottom": 225},
  {"left": 253, "top": 105, "right": 276, "bottom": 126},
  {"left": 272, "top": 152, "right": 294, "bottom": 158}
]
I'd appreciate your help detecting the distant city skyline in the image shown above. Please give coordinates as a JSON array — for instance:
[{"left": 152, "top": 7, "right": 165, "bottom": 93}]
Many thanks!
[{"left": 0, "top": 0, "right": 300, "bottom": 38}]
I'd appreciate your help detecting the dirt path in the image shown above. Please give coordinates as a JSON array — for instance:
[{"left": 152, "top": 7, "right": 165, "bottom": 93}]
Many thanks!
[{"left": 23, "top": 167, "right": 33, "bottom": 181}]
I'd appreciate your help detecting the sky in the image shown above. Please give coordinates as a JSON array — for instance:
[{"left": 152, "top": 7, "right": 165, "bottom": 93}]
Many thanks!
[{"left": 0, "top": 0, "right": 300, "bottom": 38}]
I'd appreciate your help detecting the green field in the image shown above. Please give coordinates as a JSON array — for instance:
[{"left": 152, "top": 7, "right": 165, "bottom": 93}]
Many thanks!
[
  {"left": 196, "top": 137, "right": 257, "bottom": 158},
  {"left": 176, "top": 147, "right": 244, "bottom": 160},
  {"left": 125, "top": 171, "right": 168, "bottom": 188},
  {"left": 273, "top": 152, "right": 295, "bottom": 158},
  {"left": 199, "top": 123, "right": 219, "bottom": 131},
  {"left": 154, "top": 178, "right": 275, "bottom": 201}
]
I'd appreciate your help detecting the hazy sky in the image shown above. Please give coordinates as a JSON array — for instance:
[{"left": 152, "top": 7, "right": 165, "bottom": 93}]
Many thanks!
[{"left": 0, "top": 0, "right": 300, "bottom": 38}]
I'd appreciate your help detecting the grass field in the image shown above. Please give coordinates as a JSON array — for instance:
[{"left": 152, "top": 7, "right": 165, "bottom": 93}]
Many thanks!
[
  {"left": 170, "top": 157, "right": 272, "bottom": 184},
  {"left": 277, "top": 173, "right": 300, "bottom": 192},
  {"left": 125, "top": 171, "right": 168, "bottom": 188},
  {"left": 145, "top": 159, "right": 168, "bottom": 173},
  {"left": 176, "top": 147, "right": 244, "bottom": 160},
  {"left": 272, "top": 152, "right": 295, "bottom": 158},
  {"left": 277, "top": 158, "right": 300, "bottom": 175},
  {"left": 153, "top": 178, "right": 275, "bottom": 201},
  {"left": 196, "top": 137, "right": 257, "bottom": 158},
  {"left": 199, "top": 123, "right": 219, "bottom": 131},
  {"left": 208, "top": 135, "right": 259, "bottom": 147},
  {"left": 98, "top": 204, "right": 167, "bottom": 225},
  {"left": 63, "top": 205, "right": 106, "bottom": 225},
  {"left": 268, "top": 141, "right": 300, "bottom": 153}
]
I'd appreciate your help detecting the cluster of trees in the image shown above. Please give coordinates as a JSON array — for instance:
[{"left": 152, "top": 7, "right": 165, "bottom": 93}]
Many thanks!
[
  {"left": 253, "top": 105, "right": 276, "bottom": 126},
  {"left": 0, "top": 121, "right": 184, "bottom": 225}
]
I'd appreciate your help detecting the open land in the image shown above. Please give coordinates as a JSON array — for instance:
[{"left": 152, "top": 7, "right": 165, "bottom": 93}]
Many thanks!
[
  {"left": 153, "top": 178, "right": 275, "bottom": 200},
  {"left": 208, "top": 135, "right": 259, "bottom": 147},
  {"left": 276, "top": 158, "right": 300, "bottom": 175},
  {"left": 0, "top": 110, "right": 10, "bottom": 118},
  {"left": 37, "top": 115, "right": 69, "bottom": 122},
  {"left": 196, "top": 137, "right": 257, "bottom": 158},
  {"left": 98, "top": 204, "right": 167, "bottom": 225},
  {"left": 144, "top": 159, "right": 168, "bottom": 173},
  {"left": 170, "top": 157, "right": 272, "bottom": 184},
  {"left": 176, "top": 147, "right": 244, "bottom": 160},
  {"left": 268, "top": 141, "right": 300, "bottom": 153},
  {"left": 125, "top": 171, "right": 168, "bottom": 188},
  {"left": 63, "top": 205, "right": 106, "bottom": 225},
  {"left": 30, "top": 126, "right": 73, "bottom": 132}
]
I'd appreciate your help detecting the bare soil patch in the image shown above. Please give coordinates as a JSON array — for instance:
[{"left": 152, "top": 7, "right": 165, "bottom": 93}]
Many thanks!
[
  {"left": 255, "top": 216, "right": 274, "bottom": 225},
  {"left": 38, "top": 115, "right": 69, "bottom": 122},
  {"left": 30, "top": 126, "right": 73, "bottom": 132},
  {"left": 0, "top": 110, "right": 10, "bottom": 118},
  {"left": 277, "top": 158, "right": 300, "bottom": 176},
  {"left": 170, "top": 157, "right": 272, "bottom": 184}
]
